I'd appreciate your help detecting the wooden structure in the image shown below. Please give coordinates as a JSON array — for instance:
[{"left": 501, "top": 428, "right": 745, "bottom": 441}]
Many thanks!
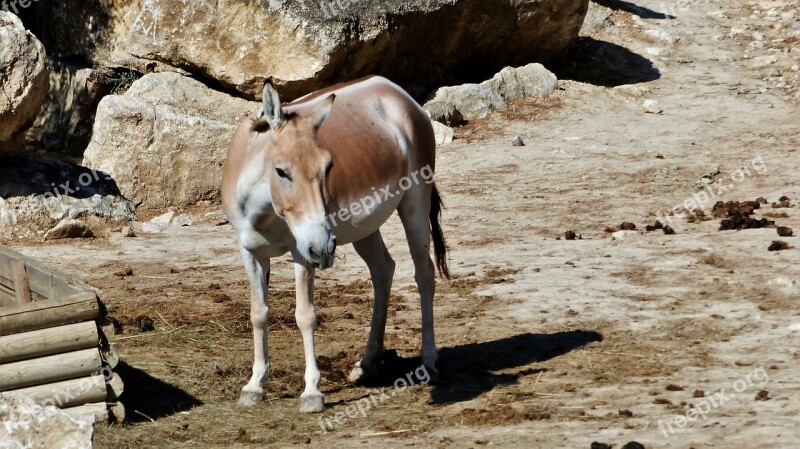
[{"left": 0, "top": 245, "right": 124, "bottom": 422}]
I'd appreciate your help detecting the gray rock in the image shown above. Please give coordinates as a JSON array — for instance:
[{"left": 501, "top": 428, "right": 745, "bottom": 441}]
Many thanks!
[
  {"left": 425, "top": 82, "right": 507, "bottom": 122},
  {"left": 643, "top": 99, "right": 663, "bottom": 114},
  {"left": 83, "top": 72, "right": 258, "bottom": 210},
  {"left": 173, "top": 214, "right": 193, "bottom": 227},
  {"left": 431, "top": 121, "right": 454, "bottom": 146},
  {"left": 150, "top": 211, "right": 175, "bottom": 225},
  {"left": 582, "top": 2, "right": 614, "bottom": 33},
  {"left": 0, "top": 12, "right": 49, "bottom": 156},
  {"left": 489, "top": 64, "right": 559, "bottom": 100},
  {"left": 512, "top": 136, "right": 525, "bottom": 146},
  {"left": 140, "top": 222, "right": 165, "bottom": 234},
  {"left": 0, "top": 157, "right": 136, "bottom": 227},
  {"left": 22, "top": 0, "right": 590, "bottom": 100},
  {"left": 44, "top": 218, "right": 94, "bottom": 240},
  {"left": 425, "top": 63, "right": 558, "bottom": 123},
  {"left": 0, "top": 394, "right": 94, "bottom": 449}
]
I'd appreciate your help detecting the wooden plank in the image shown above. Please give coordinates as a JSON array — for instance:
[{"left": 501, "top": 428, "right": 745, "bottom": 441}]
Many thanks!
[
  {"left": 63, "top": 402, "right": 110, "bottom": 423},
  {"left": 6, "top": 374, "right": 107, "bottom": 408},
  {"left": 11, "top": 260, "right": 32, "bottom": 304},
  {"left": 0, "top": 348, "right": 103, "bottom": 391},
  {"left": 0, "top": 294, "right": 99, "bottom": 336},
  {"left": 0, "top": 321, "right": 99, "bottom": 364},
  {"left": 0, "top": 246, "right": 96, "bottom": 301}
]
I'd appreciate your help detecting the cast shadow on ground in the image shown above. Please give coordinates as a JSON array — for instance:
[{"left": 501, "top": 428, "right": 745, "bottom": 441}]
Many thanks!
[
  {"left": 551, "top": 37, "right": 661, "bottom": 87},
  {"left": 592, "top": 0, "right": 675, "bottom": 19},
  {"left": 357, "top": 330, "right": 603, "bottom": 405},
  {"left": 114, "top": 362, "right": 204, "bottom": 423}
]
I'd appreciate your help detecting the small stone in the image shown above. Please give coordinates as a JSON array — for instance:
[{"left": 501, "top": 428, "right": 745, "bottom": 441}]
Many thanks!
[
  {"left": 150, "top": 211, "right": 175, "bottom": 224},
  {"left": 591, "top": 443, "right": 612, "bottom": 449},
  {"left": 121, "top": 226, "right": 137, "bottom": 237},
  {"left": 140, "top": 222, "right": 165, "bottom": 233},
  {"left": 643, "top": 99, "right": 662, "bottom": 114},
  {"left": 621, "top": 443, "right": 646, "bottom": 449},
  {"left": 768, "top": 241, "right": 789, "bottom": 251},
  {"left": 44, "top": 219, "right": 94, "bottom": 240},
  {"left": 114, "top": 267, "right": 133, "bottom": 277},
  {"left": 431, "top": 120, "right": 454, "bottom": 146},
  {"left": 173, "top": 214, "right": 193, "bottom": 227},
  {"left": 755, "top": 390, "right": 770, "bottom": 401},
  {"left": 663, "top": 226, "right": 675, "bottom": 235},
  {"left": 646, "top": 47, "right": 671, "bottom": 56},
  {"left": 777, "top": 227, "right": 793, "bottom": 237},
  {"left": 620, "top": 222, "right": 637, "bottom": 231},
  {"left": 565, "top": 230, "right": 577, "bottom": 240},
  {"left": 512, "top": 135, "right": 525, "bottom": 146}
]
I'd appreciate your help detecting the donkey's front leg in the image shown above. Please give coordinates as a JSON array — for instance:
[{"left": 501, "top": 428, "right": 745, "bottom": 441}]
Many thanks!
[
  {"left": 294, "top": 260, "right": 324, "bottom": 413},
  {"left": 239, "top": 249, "right": 271, "bottom": 406}
]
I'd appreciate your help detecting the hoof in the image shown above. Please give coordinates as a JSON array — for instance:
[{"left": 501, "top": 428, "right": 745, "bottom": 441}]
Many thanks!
[
  {"left": 348, "top": 364, "right": 366, "bottom": 383},
  {"left": 348, "top": 362, "right": 377, "bottom": 384},
  {"left": 237, "top": 390, "right": 264, "bottom": 407},
  {"left": 299, "top": 393, "right": 325, "bottom": 413}
]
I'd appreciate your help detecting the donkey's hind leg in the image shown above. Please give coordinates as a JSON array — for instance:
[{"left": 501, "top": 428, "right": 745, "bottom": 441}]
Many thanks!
[
  {"left": 349, "top": 230, "right": 396, "bottom": 383},
  {"left": 397, "top": 188, "right": 440, "bottom": 382}
]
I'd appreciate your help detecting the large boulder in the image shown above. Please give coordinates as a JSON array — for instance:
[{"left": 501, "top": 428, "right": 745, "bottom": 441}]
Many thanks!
[
  {"left": 0, "top": 12, "right": 49, "bottom": 155},
  {"left": 0, "top": 394, "right": 94, "bottom": 449},
  {"left": 82, "top": 72, "right": 258, "bottom": 209},
  {"left": 22, "top": 0, "right": 589, "bottom": 100}
]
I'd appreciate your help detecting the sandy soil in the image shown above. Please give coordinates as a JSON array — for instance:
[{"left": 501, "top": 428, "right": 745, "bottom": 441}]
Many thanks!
[{"left": 3, "top": 0, "right": 800, "bottom": 447}]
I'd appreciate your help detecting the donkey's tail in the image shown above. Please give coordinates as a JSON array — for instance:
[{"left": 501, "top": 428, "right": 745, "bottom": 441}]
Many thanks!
[{"left": 430, "top": 185, "right": 450, "bottom": 279}]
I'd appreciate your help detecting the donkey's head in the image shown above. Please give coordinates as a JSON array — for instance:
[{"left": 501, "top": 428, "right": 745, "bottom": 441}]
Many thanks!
[{"left": 254, "top": 83, "right": 337, "bottom": 269}]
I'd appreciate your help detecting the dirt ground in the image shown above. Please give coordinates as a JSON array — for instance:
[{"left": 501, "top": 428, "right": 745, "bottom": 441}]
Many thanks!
[{"left": 3, "top": 0, "right": 800, "bottom": 447}]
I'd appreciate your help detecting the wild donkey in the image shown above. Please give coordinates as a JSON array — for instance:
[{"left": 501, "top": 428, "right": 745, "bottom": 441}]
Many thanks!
[{"left": 221, "top": 76, "right": 449, "bottom": 412}]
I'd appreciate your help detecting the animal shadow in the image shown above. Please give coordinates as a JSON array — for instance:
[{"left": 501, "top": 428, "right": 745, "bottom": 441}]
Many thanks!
[
  {"left": 359, "top": 330, "right": 603, "bottom": 405},
  {"left": 593, "top": 0, "right": 675, "bottom": 19}
]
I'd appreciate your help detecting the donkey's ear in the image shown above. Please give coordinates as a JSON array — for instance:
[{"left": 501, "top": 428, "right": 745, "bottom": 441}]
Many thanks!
[
  {"left": 256, "top": 82, "right": 284, "bottom": 131},
  {"left": 311, "top": 94, "right": 336, "bottom": 131}
]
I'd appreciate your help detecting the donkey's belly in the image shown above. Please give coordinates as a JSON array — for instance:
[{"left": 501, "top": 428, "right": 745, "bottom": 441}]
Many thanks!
[{"left": 328, "top": 188, "right": 404, "bottom": 245}]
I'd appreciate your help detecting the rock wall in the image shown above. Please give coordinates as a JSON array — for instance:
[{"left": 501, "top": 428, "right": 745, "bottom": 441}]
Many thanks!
[
  {"left": 22, "top": 0, "right": 589, "bottom": 100},
  {"left": 0, "top": 12, "right": 49, "bottom": 156}
]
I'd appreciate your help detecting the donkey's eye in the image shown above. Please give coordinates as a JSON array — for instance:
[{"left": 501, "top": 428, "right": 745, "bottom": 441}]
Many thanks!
[
  {"left": 325, "top": 160, "right": 333, "bottom": 177},
  {"left": 275, "top": 167, "right": 292, "bottom": 182}
]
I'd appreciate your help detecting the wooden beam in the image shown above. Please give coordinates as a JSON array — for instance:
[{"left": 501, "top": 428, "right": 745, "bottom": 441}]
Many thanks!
[
  {"left": 7, "top": 374, "right": 108, "bottom": 408},
  {"left": 0, "top": 348, "right": 103, "bottom": 391},
  {"left": 63, "top": 402, "right": 109, "bottom": 423},
  {"left": 0, "top": 293, "right": 99, "bottom": 336},
  {"left": 11, "top": 260, "right": 32, "bottom": 304},
  {"left": 0, "top": 321, "right": 99, "bottom": 364}
]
